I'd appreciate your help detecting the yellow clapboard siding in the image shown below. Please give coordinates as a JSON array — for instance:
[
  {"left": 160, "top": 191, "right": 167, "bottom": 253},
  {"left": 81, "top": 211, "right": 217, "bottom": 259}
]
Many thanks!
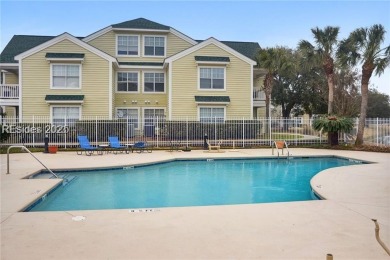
[
  {"left": 4, "top": 72, "right": 18, "bottom": 84},
  {"left": 87, "top": 30, "right": 193, "bottom": 63},
  {"left": 22, "top": 39, "right": 110, "bottom": 118},
  {"left": 170, "top": 43, "right": 252, "bottom": 118}
]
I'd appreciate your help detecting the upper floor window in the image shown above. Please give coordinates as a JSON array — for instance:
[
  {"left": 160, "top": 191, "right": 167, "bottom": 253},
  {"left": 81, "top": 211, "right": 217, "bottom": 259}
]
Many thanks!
[
  {"left": 144, "top": 36, "right": 165, "bottom": 56},
  {"left": 52, "top": 64, "right": 80, "bottom": 89},
  {"left": 199, "top": 68, "right": 225, "bottom": 90},
  {"left": 117, "top": 35, "right": 139, "bottom": 56},
  {"left": 144, "top": 72, "right": 164, "bottom": 93},
  {"left": 117, "top": 72, "right": 138, "bottom": 92}
]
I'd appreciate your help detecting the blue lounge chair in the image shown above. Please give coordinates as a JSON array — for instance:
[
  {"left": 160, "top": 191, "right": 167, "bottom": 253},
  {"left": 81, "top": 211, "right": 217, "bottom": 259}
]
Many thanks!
[
  {"left": 133, "top": 141, "right": 153, "bottom": 153},
  {"left": 77, "top": 135, "right": 103, "bottom": 156},
  {"left": 108, "top": 136, "right": 130, "bottom": 154}
]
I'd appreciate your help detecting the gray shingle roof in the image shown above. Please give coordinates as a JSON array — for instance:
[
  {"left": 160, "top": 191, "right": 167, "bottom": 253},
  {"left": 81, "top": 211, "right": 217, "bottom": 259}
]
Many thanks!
[
  {"left": 196, "top": 40, "right": 260, "bottom": 60},
  {"left": 45, "top": 95, "right": 85, "bottom": 101},
  {"left": 112, "top": 18, "right": 170, "bottom": 30},
  {"left": 195, "top": 56, "right": 230, "bottom": 62},
  {"left": 45, "top": 53, "right": 85, "bottom": 59},
  {"left": 1, "top": 35, "right": 55, "bottom": 63},
  {"left": 195, "top": 96, "right": 230, "bottom": 103}
]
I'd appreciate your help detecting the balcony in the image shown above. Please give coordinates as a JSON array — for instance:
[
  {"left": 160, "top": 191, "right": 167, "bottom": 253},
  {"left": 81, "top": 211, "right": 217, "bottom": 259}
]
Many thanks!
[
  {"left": 0, "top": 84, "right": 19, "bottom": 106},
  {"left": 253, "top": 89, "right": 265, "bottom": 107}
]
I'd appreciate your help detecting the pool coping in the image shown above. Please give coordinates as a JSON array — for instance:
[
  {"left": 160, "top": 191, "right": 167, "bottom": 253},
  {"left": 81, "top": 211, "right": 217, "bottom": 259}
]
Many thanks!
[{"left": 1, "top": 148, "right": 389, "bottom": 259}]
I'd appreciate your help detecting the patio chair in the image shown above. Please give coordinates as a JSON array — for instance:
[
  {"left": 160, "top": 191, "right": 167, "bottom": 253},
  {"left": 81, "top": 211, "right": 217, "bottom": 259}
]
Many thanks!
[
  {"left": 77, "top": 135, "right": 103, "bottom": 156},
  {"left": 133, "top": 141, "right": 153, "bottom": 153},
  {"left": 108, "top": 136, "right": 130, "bottom": 154}
]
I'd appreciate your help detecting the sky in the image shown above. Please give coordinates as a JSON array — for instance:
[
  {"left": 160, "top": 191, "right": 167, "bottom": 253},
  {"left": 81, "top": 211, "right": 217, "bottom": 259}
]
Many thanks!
[{"left": 1, "top": 0, "right": 389, "bottom": 95}]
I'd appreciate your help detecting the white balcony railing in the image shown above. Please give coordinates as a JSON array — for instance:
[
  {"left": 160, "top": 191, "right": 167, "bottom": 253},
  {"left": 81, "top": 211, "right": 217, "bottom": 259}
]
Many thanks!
[
  {"left": 0, "top": 84, "right": 19, "bottom": 99},
  {"left": 253, "top": 89, "right": 265, "bottom": 100}
]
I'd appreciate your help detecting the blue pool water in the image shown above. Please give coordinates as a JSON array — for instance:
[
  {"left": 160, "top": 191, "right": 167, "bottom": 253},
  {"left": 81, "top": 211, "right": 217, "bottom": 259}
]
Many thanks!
[{"left": 27, "top": 157, "right": 361, "bottom": 212}]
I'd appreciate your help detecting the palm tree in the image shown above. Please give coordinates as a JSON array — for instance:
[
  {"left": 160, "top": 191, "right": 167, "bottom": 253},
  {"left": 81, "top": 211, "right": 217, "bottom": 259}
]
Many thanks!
[
  {"left": 256, "top": 47, "right": 294, "bottom": 118},
  {"left": 338, "top": 24, "right": 390, "bottom": 145},
  {"left": 312, "top": 115, "right": 354, "bottom": 145},
  {"left": 298, "top": 26, "right": 340, "bottom": 115}
]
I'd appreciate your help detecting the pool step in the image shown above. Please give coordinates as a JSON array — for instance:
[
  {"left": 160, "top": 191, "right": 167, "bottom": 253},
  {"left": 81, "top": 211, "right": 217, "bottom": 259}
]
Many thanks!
[{"left": 32, "top": 173, "right": 77, "bottom": 186}]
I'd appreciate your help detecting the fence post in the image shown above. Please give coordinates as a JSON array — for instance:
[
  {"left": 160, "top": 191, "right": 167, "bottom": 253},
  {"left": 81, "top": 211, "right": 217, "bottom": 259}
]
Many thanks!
[
  {"left": 295, "top": 118, "right": 298, "bottom": 146},
  {"left": 242, "top": 117, "right": 245, "bottom": 148},
  {"left": 126, "top": 116, "right": 129, "bottom": 146},
  {"left": 156, "top": 116, "right": 159, "bottom": 148},
  {"left": 376, "top": 117, "right": 379, "bottom": 146},
  {"left": 32, "top": 115, "right": 35, "bottom": 148},
  {"left": 269, "top": 117, "right": 272, "bottom": 146},
  {"left": 186, "top": 117, "right": 189, "bottom": 148},
  {"left": 64, "top": 116, "right": 67, "bottom": 149},
  {"left": 95, "top": 116, "right": 98, "bottom": 145}
]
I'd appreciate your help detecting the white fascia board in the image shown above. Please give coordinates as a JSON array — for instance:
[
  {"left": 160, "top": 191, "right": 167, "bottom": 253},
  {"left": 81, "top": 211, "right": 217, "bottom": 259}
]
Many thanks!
[
  {"left": 82, "top": 26, "right": 112, "bottom": 42},
  {"left": 45, "top": 100, "right": 84, "bottom": 104},
  {"left": 46, "top": 58, "right": 84, "bottom": 62},
  {"left": 169, "top": 28, "right": 198, "bottom": 45},
  {"left": 165, "top": 37, "right": 256, "bottom": 66},
  {"left": 15, "top": 33, "right": 117, "bottom": 63},
  {"left": 0, "top": 63, "right": 19, "bottom": 67},
  {"left": 195, "top": 61, "right": 230, "bottom": 65},
  {"left": 113, "top": 28, "right": 170, "bottom": 33},
  {"left": 119, "top": 65, "right": 164, "bottom": 70}
]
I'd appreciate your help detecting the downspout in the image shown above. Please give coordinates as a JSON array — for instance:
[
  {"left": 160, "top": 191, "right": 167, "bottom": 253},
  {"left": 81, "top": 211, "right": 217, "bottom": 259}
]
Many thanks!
[
  {"left": 108, "top": 61, "right": 113, "bottom": 120},
  {"left": 18, "top": 60, "right": 23, "bottom": 122},
  {"left": 168, "top": 61, "right": 172, "bottom": 120}
]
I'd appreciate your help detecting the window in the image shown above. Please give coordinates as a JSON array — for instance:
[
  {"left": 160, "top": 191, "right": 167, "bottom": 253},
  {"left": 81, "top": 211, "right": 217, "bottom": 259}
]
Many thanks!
[
  {"left": 199, "top": 68, "right": 225, "bottom": 90},
  {"left": 144, "top": 36, "right": 165, "bottom": 56},
  {"left": 52, "top": 107, "right": 80, "bottom": 125},
  {"left": 117, "top": 35, "right": 139, "bottom": 56},
  {"left": 144, "top": 108, "right": 165, "bottom": 125},
  {"left": 52, "top": 64, "right": 80, "bottom": 89},
  {"left": 116, "top": 108, "right": 139, "bottom": 128},
  {"left": 117, "top": 72, "right": 138, "bottom": 92},
  {"left": 199, "top": 107, "right": 225, "bottom": 123},
  {"left": 144, "top": 73, "right": 164, "bottom": 92}
]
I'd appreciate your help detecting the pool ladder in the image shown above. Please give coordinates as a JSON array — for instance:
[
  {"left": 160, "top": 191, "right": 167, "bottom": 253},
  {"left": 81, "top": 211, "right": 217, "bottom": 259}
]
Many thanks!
[
  {"left": 272, "top": 140, "right": 290, "bottom": 159},
  {"left": 6, "top": 145, "right": 59, "bottom": 178}
]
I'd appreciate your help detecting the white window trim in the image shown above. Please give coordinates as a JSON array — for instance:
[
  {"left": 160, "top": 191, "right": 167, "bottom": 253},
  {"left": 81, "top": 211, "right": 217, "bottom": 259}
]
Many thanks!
[
  {"left": 50, "top": 63, "right": 82, "bottom": 90},
  {"left": 50, "top": 105, "right": 82, "bottom": 124},
  {"left": 142, "top": 35, "right": 167, "bottom": 58},
  {"left": 197, "top": 66, "right": 226, "bottom": 91},
  {"left": 142, "top": 71, "right": 166, "bottom": 94},
  {"left": 115, "top": 107, "right": 140, "bottom": 130},
  {"left": 115, "top": 71, "right": 140, "bottom": 93},
  {"left": 116, "top": 34, "right": 140, "bottom": 57},
  {"left": 197, "top": 106, "right": 226, "bottom": 122}
]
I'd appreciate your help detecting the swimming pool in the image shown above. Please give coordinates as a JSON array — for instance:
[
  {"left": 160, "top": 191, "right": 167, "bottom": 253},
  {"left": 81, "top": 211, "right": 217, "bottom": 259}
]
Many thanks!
[{"left": 27, "top": 157, "right": 362, "bottom": 212}]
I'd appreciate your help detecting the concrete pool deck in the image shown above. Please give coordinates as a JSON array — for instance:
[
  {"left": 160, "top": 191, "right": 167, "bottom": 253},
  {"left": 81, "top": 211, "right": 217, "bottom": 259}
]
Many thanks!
[{"left": 1, "top": 148, "right": 389, "bottom": 259}]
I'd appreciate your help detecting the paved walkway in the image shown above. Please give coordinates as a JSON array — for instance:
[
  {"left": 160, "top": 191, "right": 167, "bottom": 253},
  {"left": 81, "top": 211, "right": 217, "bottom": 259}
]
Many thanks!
[{"left": 1, "top": 148, "right": 389, "bottom": 259}]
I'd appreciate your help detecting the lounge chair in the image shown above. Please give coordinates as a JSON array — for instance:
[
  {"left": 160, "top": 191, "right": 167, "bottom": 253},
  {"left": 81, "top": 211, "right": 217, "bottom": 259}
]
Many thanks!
[
  {"left": 77, "top": 135, "right": 103, "bottom": 156},
  {"left": 206, "top": 139, "right": 222, "bottom": 152},
  {"left": 133, "top": 141, "right": 153, "bottom": 153},
  {"left": 108, "top": 136, "right": 130, "bottom": 154}
]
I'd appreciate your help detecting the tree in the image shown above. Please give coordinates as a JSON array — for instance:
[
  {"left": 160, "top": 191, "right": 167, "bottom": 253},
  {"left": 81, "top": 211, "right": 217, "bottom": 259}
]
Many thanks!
[
  {"left": 333, "top": 68, "right": 361, "bottom": 117},
  {"left": 367, "top": 88, "right": 390, "bottom": 118},
  {"left": 312, "top": 116, "right": 354, "bottom": 145},
  {"left": 256, "top": 47, "right": 293, "bottom": 118},
  {"left": 338, "top": 24, "right": 390, "bottom": 145},
  {"left": 298, "top": 26, "right": 340, "bottom": 115}
]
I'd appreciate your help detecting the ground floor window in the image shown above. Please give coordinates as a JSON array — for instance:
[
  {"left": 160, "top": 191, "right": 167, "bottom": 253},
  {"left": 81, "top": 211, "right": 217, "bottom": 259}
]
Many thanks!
[
  {"left": 199, "top": 107, "right": 225, "bottom": 123},
  {"left": 52, "top": 106, "right": 80, "bottom": 125},
  {"left": 144, "top": 108, "right": 165, "bottom": 124},
  {"left": 116, "top": 108, "right": 139, "bottom": 129}
]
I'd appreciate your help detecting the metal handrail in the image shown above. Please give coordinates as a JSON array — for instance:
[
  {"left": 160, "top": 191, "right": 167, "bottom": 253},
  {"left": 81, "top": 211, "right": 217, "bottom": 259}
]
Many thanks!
[
  {"left": 272, "top": 140, "right": 290, "bottom": 158},
  {"left": 7, "top": 145, "right": 59, "bottom": 178}
]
